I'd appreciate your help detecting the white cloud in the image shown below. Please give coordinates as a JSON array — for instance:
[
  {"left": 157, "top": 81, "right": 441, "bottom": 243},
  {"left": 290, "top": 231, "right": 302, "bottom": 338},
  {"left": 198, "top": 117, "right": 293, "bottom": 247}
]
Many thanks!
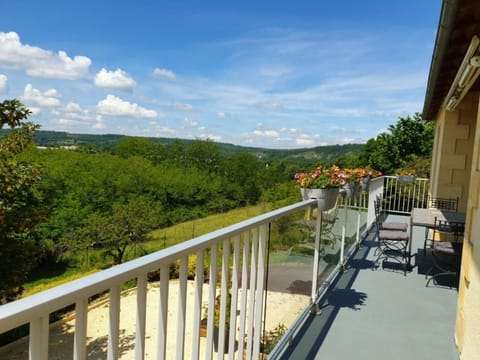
[
  {"left": 256, "top": 102, "right": 283, "bottom": 111},
  {"left": 342, "top": 137, "right": 355, "bottom": 143},
  {"left": 94, "top": 68, "right": 136, "bottom": 91},
  {"left": 0, "top": 74, "right": 6, "bottom": 93},
  {"left": 174, "top": 102, "right": 193, "bottom": 111},
  {"left": 23, "top": 84, "right": 61, "bottom": 107},
  {"left": 182, "top": 118, "right": 198, "bottom": 127},
  {"left": 295, "top": 139, "right": 314, "bottom": 146},
  {"left": 253, "top": 129, "right": 280, "bottom": 137},
  {"left": 280, "top": 127, "right": 299, "bottom": 133},
  {"left": 152, "top": 124, "right": 176, "bottom": 135},
  {"left": 152, "top": 67, "right": 176, "bottom": 79},
  {"left": 51, "top": 102, "right": 104, "bottom": 130},
  {"left": 96, "top": 94, "right": 158, "bottom": 118},
  {"left": 0, "top": 32, "right": 91, "bottom": 79},
  {"left": 296, "top": 137, "right": 315, "bottom": 146},
  {"left": 199, "top": 134, "right": 222, "bottom": 142},
  {"left": 217, "top": 112, "right": 225, "bottom": 119},
  {"left": 29, "top": 107, "right": 41, "bottom": 116}
]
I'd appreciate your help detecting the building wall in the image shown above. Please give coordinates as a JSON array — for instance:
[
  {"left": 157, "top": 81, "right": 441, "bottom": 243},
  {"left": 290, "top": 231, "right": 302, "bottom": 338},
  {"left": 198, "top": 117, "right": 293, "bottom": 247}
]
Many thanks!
[
  {"left": 455, "top": 92, "right": 480, "bottom": 360},
  {"left": 430, "top": 92, "right": 477, "bottom": 212}
]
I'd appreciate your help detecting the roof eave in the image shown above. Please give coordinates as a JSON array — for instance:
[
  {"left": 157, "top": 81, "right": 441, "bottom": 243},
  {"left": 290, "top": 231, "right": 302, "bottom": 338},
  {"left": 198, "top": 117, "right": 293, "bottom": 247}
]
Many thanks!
[{"left": 422, "top": 0, "right": 460, "bottom": 120}]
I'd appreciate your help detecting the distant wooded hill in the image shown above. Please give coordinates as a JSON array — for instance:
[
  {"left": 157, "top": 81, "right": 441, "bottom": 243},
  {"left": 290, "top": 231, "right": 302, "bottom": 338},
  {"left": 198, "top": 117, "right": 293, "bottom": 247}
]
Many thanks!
[{"left": 1, "top": 129, "right": 364, "bottom": 164}]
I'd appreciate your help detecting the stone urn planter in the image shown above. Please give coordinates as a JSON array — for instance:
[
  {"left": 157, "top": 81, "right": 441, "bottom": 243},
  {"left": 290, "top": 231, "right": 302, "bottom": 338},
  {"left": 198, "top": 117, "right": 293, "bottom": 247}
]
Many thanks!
[{"left": 306, "top": 187, "right": 339, "bottom": 210}]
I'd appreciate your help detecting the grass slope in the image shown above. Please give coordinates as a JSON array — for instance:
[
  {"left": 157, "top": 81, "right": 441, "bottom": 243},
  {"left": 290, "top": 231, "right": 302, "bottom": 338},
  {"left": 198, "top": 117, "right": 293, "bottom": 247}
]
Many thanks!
[{"left": 22, "top": 203, "right": 273, "bottom": 296}]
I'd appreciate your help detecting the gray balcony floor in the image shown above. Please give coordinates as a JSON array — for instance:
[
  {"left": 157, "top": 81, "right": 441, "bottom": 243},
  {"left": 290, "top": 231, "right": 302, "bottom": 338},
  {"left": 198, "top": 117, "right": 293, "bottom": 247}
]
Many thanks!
[{"left": 278, "top": 214, "right": 460, "bottom": 360}]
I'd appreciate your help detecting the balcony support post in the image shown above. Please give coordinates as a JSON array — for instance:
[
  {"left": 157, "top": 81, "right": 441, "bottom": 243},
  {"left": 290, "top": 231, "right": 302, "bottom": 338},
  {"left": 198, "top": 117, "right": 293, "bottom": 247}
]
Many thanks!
[
  {"left": 176, "top": 256, "right": 188, "bottom": 359},
  {"left": 356, "top": 197, "right": 361, "bottom": 248},
  {"left": 205, "top": 244, "right": 218, "bottom": 359},
  {"left": 246, "top": 228, "right": 259, "bottom": 360},
  {"left": 191, "top": 250, "right": 204, "bottom": 360},
  {"left": 311, "top": 206, "right": 322, "bottom": 314},
  {"left": 340, "top": 197, "right": 348, "bottom": 272},
  {"left": 30, "top": 315, "right": 49, "bottom": 360},
  {"left": 157, "top": 264, "right": 169, "bottom": 360},
  {"left": 238, "top": 231, "right": 250, "bottom": 360},
  {"left": 252, "top": 224, "right": 267, "bottom": 360},
  {"left": 217, "top": 238, "right": 231, "bottom": 357},
  {"left": 107, "top": 285, "right": 120, "bottom": 360},
  {"left": 228, "top": 235, "right": 241, "bottom": 358},
  {"left": 135, "top": 274, "right": 147, "bottom": 360},
  {"left": 74, "top": 299, "right": 88, "bottom": 360}
]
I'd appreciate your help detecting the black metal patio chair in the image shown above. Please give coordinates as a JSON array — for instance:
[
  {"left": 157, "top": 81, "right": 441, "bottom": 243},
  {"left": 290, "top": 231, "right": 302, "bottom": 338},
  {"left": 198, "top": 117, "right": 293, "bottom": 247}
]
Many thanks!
[
  {"left": 374, "top": 199, "right": 409, "bottom": 274},
  {"left": 425, "top": 218, "right": 464, "bottom": 287},
  {"left": 374, "top": 196, "right": 408, "bottom": 232},
  {"left": 423, "top": 196, "right": 459, "bottom": 255}
]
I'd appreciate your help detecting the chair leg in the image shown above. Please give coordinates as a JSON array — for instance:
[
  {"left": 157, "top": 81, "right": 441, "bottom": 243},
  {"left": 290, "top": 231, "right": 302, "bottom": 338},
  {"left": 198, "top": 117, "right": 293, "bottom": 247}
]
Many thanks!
[
  {"left": 426, "top": 271, "right": 458, "bottom": 288},
  {"left": 375, "top": 241, "right": 408, "bottom": 273},
  {"left": 423, "top": 227, "right": 429, "bottom": 256},
  {"left": 425, "top": 251, "right": 460, "bottom": 288}
]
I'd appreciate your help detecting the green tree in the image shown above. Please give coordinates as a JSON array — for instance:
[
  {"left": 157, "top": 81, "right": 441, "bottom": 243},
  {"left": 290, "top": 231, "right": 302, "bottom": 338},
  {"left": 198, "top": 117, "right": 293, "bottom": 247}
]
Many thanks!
[
  {"left": 359, "top": 133, "right": 400, "bottom": 174},
  {"left": 185, "top": 139, "right": 221, "bottom": 174},
  {"left": 388, "top": 113, "right": 434, "bottom": 160},
  {"left": 358, "top": 113, "right": 434, "bottom": 175},
  {"left": 99, "top": 197, "right": 159, "bottom": 264},
  {"left": 0, "top": 100, "right": 43, "bottom": 301},
  {"left": 220, "top": 152, "right": 262, "bottom": 205},
  {"left": 113, "top": 137, "right": 166, "bottom": 164}
]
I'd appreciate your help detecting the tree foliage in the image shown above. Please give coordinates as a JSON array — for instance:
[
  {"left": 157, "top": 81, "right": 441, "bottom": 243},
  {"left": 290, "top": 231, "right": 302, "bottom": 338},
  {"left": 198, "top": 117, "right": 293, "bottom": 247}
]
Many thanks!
[
  {"left": 0, "top": 100, "right": 42, "bottom": 301},
  {"left": 1, "top": 107, "right": 436, "bottom": 297},
  {"left": 357, "top": 113, "right": 434, "bottom": 176}
]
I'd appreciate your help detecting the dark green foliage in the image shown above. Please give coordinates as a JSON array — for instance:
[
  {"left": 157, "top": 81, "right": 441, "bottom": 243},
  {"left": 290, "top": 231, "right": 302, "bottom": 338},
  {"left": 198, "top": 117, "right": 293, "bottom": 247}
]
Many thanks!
[
  {"left": 19, "top": 141, "right": 254, "bottom": 268},
  {"left": 0, "top": 100, "right": 43, "bottom": 301},
  {"left": 357, "top": 113, "right": 434, "bottom": 176},
  {"left": 0, "top": 129, "right": 365, "bottom": 164},
  {"left": 219, "top": 152, "right": 262, "bottom": 205},
  {"left": 270, "top": 214, "right": 312, "bottom": 248},
  {"left": 0, "top": 99, "right": 32, "bottom": 129},
  {"left": 1, "top": 109, "right": 434, "bottom": 300},
  {"left": 112, "top": 137, "right": 168, "bottom": 165}
]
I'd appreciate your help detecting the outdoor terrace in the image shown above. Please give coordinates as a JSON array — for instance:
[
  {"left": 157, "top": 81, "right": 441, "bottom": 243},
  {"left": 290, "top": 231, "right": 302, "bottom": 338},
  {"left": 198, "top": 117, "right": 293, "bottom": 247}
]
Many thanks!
[
  {"left": 273, "top": 213, "right": 459, "bottom": 360},
  {"left": 0, "top": 176, "right": 461, "bottom": 360}
]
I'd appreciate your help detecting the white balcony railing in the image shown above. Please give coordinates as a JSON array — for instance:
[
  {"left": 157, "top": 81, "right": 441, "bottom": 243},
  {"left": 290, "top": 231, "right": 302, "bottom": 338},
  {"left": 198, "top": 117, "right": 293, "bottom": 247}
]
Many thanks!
[
  {"left": 382, "top": 176, "right": 429, "bottom": 214},
  {"left": 1, "top": 199, "right": 345, "bottom": 360},
  {"left": 0, "top": 176, "right": 428, "bottom": 360}
]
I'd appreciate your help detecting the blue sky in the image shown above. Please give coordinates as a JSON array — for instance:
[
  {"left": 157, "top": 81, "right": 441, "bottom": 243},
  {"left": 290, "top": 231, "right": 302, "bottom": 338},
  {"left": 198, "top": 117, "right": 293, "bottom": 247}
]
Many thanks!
[{"left": 0, "top": 1, "right": 441, "bottom": 149}]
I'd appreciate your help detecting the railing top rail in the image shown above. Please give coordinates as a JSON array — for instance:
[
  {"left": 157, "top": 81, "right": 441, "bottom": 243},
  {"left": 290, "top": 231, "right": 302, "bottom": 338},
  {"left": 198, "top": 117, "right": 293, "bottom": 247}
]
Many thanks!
[
  {"left": 0, "top": 199, "right": 316, "bottom": 333},
  {"left": 383, "top": 175, "right": 429, "bottom": 181}
]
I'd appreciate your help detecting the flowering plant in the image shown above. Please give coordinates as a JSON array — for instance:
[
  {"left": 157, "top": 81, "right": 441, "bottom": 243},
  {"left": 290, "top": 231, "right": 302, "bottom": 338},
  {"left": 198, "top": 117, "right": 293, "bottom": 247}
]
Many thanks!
[
  {"left": 364, "top": 167, "right": 382, "bottom": 178},
  {"left": 344, "top": 168, "right": 363, "bottom": 182},
  {"left": 396, "top": 168, "right": 416, "bottom": 176},
  {"left": 294, "top": 165, "right": 346, "bottom": 189},
  {"left": 338, "top": 167, "right": 382, "bottom": 183}
]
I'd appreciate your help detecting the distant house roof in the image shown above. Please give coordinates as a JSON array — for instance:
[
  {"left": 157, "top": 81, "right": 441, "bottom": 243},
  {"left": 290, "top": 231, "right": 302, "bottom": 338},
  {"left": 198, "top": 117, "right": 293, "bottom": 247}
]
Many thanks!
[{"left": 422, "top": 0, "right": 480, "bottom": 120}]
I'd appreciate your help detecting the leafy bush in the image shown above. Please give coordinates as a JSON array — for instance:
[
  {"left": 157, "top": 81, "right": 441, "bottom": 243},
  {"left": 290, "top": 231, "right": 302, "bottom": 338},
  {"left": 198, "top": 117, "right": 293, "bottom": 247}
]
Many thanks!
[{"left": 261, "top": 323, "right": 287, "bottom": 354}]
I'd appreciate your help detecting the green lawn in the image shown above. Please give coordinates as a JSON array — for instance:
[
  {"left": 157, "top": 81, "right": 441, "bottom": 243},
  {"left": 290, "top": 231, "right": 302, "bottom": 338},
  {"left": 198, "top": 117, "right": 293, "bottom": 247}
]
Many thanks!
[
  {"left": 22, "top": 203, "right": 273, "bottom": 296},
  {"left": 146, "top": 203, "right": 272, "bottom": 251}
]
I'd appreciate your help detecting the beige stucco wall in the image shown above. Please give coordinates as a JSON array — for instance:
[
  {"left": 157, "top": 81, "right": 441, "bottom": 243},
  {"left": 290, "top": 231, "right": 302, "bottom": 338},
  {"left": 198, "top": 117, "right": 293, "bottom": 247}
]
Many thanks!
[
  {"left": 430, "top": 92, "right": 477, "bottom": 212},
  {"left": 454, "top": 92, "right": 480, "bottom": 360}
]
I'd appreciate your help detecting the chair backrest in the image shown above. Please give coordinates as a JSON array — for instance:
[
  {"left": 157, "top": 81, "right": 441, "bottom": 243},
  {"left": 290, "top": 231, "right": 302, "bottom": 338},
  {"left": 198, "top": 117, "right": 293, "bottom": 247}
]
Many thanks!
[
  {"left": 428, "top": 197, "right": 458, "bottom": 211},
  {"left": 433, "top": 218, "right": 465, "bottom": 243},
  {"left": 373, "top": 200, "right": 383, "bottom": 234}
]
